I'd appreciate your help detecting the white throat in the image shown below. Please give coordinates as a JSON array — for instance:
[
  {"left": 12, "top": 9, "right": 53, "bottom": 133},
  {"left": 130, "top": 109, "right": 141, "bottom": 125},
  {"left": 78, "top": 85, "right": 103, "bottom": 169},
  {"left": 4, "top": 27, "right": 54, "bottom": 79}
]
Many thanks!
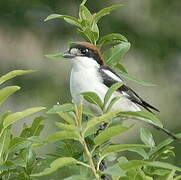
[{"left": 71, "top": 56, "right": 100, "bottom": 70}]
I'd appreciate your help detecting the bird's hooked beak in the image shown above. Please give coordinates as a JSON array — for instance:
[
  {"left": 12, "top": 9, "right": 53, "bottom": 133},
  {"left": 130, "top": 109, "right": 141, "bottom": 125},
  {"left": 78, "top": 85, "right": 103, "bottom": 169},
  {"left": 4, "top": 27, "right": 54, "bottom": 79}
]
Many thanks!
[{"left": 63, "top": 51, "right": 76, "bottom": 59}]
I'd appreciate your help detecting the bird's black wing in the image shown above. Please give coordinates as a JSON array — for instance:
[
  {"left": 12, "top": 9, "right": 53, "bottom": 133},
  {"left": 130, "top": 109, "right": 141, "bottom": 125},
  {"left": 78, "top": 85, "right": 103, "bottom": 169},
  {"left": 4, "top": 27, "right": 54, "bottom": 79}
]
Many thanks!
[
  {"left": 99, "top": 66, "right": 179, "bottom": 140},
  {"left": 99, "top": 65, "right": 159, "bottom": 113}
]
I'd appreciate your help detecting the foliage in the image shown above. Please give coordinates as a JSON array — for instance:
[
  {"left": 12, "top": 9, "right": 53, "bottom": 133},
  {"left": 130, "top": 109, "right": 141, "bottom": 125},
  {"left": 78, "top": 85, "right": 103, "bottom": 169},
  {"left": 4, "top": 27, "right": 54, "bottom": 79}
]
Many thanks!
[
  {"left": 45, "top": 0, "right": 156, "bottom": 87},
  {"left": 0, "top": 0, "right": 181, "bottom": 180},
  {"left": 0, "top": 70, "right": 46, "bottom": 180}
]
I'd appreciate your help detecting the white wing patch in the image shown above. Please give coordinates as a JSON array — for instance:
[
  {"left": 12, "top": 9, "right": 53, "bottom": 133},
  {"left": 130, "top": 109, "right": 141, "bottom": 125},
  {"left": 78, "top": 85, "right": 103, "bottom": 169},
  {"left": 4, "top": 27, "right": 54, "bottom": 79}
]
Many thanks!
[{"left": 102, "top": 69, "right": 123, "bottom": 82}]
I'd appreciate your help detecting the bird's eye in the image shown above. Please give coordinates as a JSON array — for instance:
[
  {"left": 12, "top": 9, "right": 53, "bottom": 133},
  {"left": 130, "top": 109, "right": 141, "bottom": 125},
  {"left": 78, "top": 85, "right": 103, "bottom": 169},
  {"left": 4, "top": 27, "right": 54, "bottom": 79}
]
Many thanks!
[{"left": 81, "top": 48, "right": 89, "bottom": 54}]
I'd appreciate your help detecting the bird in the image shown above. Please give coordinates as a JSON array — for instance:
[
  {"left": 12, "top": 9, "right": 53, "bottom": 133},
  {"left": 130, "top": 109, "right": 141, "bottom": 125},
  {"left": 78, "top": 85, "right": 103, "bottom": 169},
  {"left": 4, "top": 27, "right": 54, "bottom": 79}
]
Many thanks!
[
  {"left": 62, "top": 41, "right": 178, "bottom": 139},
  {"left": 63, "top": 42, "right": 159, "bottom": 114}
]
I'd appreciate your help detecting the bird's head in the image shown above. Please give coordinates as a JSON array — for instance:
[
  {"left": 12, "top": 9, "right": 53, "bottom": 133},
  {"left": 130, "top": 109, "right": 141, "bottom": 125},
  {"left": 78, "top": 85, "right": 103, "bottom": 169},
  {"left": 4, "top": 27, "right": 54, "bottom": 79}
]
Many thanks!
[{"left": 63, "top": 42, "right": 104, "bottom": 66}]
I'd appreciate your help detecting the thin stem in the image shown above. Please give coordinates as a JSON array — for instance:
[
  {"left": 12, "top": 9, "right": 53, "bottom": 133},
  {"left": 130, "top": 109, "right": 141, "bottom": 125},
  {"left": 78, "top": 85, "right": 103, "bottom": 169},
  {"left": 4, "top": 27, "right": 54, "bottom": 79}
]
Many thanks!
[
  {"left": 80, "top": 135, "right": 100, "bottom": 180},
  {"left": 97, "top": 156, "right": 104, "bottom": 171},
  {"left": 74, "top": 105, "right": 100, "bottom": 179}
]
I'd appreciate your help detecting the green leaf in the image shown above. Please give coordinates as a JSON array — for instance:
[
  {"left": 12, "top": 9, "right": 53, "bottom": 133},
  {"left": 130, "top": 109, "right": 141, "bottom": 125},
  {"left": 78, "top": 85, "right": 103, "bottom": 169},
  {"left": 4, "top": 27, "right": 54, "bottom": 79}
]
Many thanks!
[
  {"left": 115, "top": 68, "right": 157, "bottom": 86},
  {"left": 81, "top": 0, "right": 88, "bottom": 5},
  {"left": 55, "top": 140, "right": 83, "bottom": 157},
  {"left": 128, "top": 148, "right": 148, "bottom": 159},
  {"left": 103, "top": 42, "right": 131, "bottom": 66},
  {"left": 94, "top": 4, "right": 122, "bottom": 23},
  {"left": 94, "top": 125, "right": 131, "bottom": 145},
  {"left": 173, "top": 175, "right": 181, "bottom": 180},
  {"left": 77, "top": 28, "right": 92, "bottom": 42},
  {"left": 0, "top": 86, "right": 20, "bottom": 106},
  {"left": 44, "top": 14, "right": 80, "bottom": 27},
  {"left": 101, "top": 144, "right": 150, "bottom": 158},
  {"left": 47, "top": 104, "right": 75, "bottom": 114},
  {"left": 45, "top": 53, "right": 64, "bottom": 60},
  {"left": 85, "top": 111, "right": 120, "bottom": 134},
  {"left": 8, "top": 137, "right": 29, "bottom": 153},
  {"left": 0, "top": 112, "right": 11, "bottom": 132},
  {"left": 55, "top": 122, "right": 77, "bottom": 131},
  {"left": 31, "top": 157, "right": 78, "bottom": 176},
  {"left": 103, "top": 164, "right": 126, "bottom": 177},
  {"left": 63, "top": 175, "right": 89, "bottom": 180},
  {"left": 147, "top": 169, "right": 170, "bottom": 176},
  {"left": 3, "top": 107, "right": 46, "bottom": 128},
  {"left": 106, "top": 97, "right": 120, "bottom": 112},
  {"left": 30, "top": 116, "right": 45, "bottom": 136},
  {"left": 119, "top": 111, "right": 163, "bottom": 127},
  {"left": 78, "top": 28, "right": 97, "bottom": 44},
  {"left": 58, "top": 112, "right": 75, "bottom": 124},
  {"left": 140, "top": 128, "right": 155, "bottom": 147},
  {"left": 104, "top": 82, "right": 123, "bottom": 109},
  {"left": 116, "top": 63, "right": 128, "bottom": 73},
  {"left": 98, "top": 33, "right": 128, "bottom": 49},
  {"left": 46, "top": 131, "right": 79, "bottom": 143},
  {"left": 0, "top": 70, "right": 36, "bottom": 85},
  {"left": 0, "top": 128, "right": 11, "bottom": 164},
  {"left": 79, "top": 4, "right": 92, "bottom": 21},
  {"left": 148, "top": 133, "right": 181, "bottom": 156},
  {"left": 91, "top": 21, "right": 99, "bottom": 41},
  {"left": 81, "top": 92, "right": 103, "bottom": 109},
  {"left": 118, "top": 160, "right": 181, "bottom": 172},
  {"left": 24, "top": 147, "right": 36, "bottom": 173}
]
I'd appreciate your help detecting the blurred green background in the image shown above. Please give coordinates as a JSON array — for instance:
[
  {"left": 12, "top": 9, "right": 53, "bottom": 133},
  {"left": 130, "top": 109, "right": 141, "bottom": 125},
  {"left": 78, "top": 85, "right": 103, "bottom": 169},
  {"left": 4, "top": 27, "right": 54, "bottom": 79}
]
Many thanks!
[{"left": 0, "top": 0, "right": 180, "bottom": 167}]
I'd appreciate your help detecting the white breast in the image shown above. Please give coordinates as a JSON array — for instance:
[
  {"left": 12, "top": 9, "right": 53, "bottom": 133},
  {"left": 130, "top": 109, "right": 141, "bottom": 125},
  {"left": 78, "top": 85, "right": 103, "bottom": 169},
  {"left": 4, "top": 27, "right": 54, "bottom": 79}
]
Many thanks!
[
  {"left": 70, "top": 56, "right": 140, "bottom": 113},
  {"left": 70, "top": 56, "right": 108, "bottom": 105}
]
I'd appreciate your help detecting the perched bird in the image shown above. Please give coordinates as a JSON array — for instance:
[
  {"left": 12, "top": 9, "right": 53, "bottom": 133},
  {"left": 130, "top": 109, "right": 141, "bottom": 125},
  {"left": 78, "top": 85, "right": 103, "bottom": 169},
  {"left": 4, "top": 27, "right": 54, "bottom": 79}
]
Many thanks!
[
  {"left": 63, "top": 42, "right": 159, "bottom": 114},
  {"left": 62, "top": 42, "right": 178, "bottom": 139}
]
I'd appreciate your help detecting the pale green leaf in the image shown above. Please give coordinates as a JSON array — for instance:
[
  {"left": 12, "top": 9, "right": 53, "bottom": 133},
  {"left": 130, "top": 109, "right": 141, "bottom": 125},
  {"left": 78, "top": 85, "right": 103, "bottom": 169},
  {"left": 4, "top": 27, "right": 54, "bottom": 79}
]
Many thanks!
[
  {"left": 128, "top": 148, "right": 148, "bottom": 159},
  {"left": 106, "top": 97, "right": 120, "bottom": 112},
  {"left": 101, "top": 144, "right": 150, "bottom": 158},
  {"left": 78, "top": 27, "right": 97, "bottom": 44},
  {"left": 45, "top": 53, "right": 64, "bottom": 60},
  {"left": 0, "top": 128, "right": 11, "bottom": 164},
  {"left": 79, "top": 4, "right": 92, "bottom": 21},
  {"left": 116, "top": 63, "right": 128, "bottom": 73},
  {"left": 0, "top": 112, "right": 11, "bottom": 132},
  {"left": 94, "top": 125, "right": 130, "bottom": 145},
  {"left": 0, "top": 86, "right": 20, "bottom": 106},
  {"left": 149, "top": 133, "right": 181, "bottom": 157},
  {"left": 94, "top": 4, "right": 122, "bottom": 23},
  {"left": 30, "top": 116, "right": 45, "bottom": 136},
  {"left": 0, "top": 70, "right": 36, "bottom": 85},
  {"left": 104, "top": 82, "right": 123, "bottom": 109},
  {"left": 55, "top": 122, "right": 77, "bottom": 131},
  {"left": 45, "top": 131, "right": 79, "bottom": 143},
  {"left": 119, "top": 111, "right": 163, "bottom": 127},
  {"left": 44, "top": 14, "right": 80, "bottom": 27},
  {"left": 118, "top": 160, "right": 181, "bottom": 172},
  {"left": 81, "top": 0, "right": 88, "bottom": 5},
  {"left": 85, "top": 111, "right": 120, "bottom": 133},
  {"left": 64, "top": 175, "right": 89, "bottom": 180},
  {"left": 81, "top": 91, "right": 103, "bottom": 109},
  {"left": 173, "top": 175, "right": 181, "bottom": 180},
  {"left": 58, "top": 112, "right": 75, "bottom": 124},
  {"left": 140, "top": 127, "right": 155, "bottom": 146},
  {"left": 47, "top": 104, "right": 75, "bottom": 114},
  {"left": 103, "top": 164, "right": 126, "bottom": 177},
  {"left": 8, "top": 137, "right": 29, "bottom": 153},
  {"left": 98, "top": 33, "right": 128, "bottom": 49},
  {"left": 31, "top": 157, "right": 78, "bottom": 176},
  {"left": 103, "top": 42, "right": 131, "bottom": 66},
  {"left": 3, "top": 107, "right": 46, "bottom": 128}
]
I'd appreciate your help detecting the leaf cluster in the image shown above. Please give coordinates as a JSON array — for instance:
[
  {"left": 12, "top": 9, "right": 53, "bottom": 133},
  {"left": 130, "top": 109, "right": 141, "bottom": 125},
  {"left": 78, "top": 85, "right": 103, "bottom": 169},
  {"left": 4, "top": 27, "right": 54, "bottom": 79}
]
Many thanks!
[
  {"left": 30, "top": 88, "right": 181, "bottom": 180},
  {"left": 45, "top": 0, "right": 156, "bottom": 87},
  {"left": 0, "top": 70, "right": 46, "bottom": 180}
]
